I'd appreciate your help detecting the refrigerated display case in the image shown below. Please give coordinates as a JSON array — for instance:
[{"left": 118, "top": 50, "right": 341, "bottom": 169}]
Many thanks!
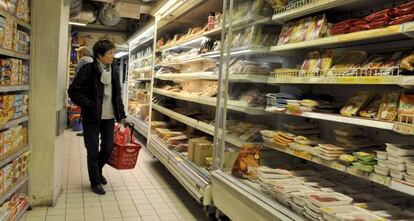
[
  {"left": 212, "top": 0, "right": 414, "bottom": 220},
  {"left": 126, "top": 21, "right": 155, "bottom": 140}
]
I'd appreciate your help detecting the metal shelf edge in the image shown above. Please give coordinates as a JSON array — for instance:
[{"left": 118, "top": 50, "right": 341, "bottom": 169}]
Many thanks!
[{"left": 0, "top": 146, "right": 29, "bottom": 168}]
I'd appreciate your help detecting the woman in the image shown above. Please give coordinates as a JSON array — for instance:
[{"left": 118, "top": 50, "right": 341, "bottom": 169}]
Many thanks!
[{"left": 68, "top": 40, "right": 126, "bottom": 195}]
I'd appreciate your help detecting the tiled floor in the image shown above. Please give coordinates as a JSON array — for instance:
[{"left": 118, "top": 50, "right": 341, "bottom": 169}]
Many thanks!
[{"left": 22, "top": 130, "right": 210, "bottom": 221}]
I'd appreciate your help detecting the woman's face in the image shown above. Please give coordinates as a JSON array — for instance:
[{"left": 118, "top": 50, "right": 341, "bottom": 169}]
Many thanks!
[{"left": 98, "top": 49, "right": 115, "bottom": 65}]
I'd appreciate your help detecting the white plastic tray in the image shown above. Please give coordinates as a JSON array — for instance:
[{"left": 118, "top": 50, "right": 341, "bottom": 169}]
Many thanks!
[
  {"left": 386, "top": 143, "right": 414, "bottom": 156},
  {"left": 336, "top": 212, "right": 387, "bottom": 221},
  {"left": 376, "top": 151, "right": 387, "bottom": 160},
  {"left": 308, "top": 192, "right": 353, "bottom": 207},
  {"left": 387, "top": 161, "right": 406, "bottom": 171},
  {"left": 374, "top": 165, "right": 390, "bottom": 176},
  {"left": 321, "top": 205, "right": 367, "bottom": 221}
]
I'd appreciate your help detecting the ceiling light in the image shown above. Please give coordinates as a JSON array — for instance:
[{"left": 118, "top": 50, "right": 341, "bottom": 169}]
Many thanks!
[
  {"left": 154, "top": 0, "right": 184, "bottom": 19},
  {"left": 69, "top": 21, "right": 87, "bottom": 26}
]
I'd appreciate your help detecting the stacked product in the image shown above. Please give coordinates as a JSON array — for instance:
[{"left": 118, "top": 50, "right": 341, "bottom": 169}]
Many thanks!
[
  {"left": 0, "top": 16, "right": 29, "bottom": 54},
  {"left": 256, "top": 165, "right": 414, "bottom": 220},
  {"left": 229, "top": 59, "right": 275, "bottom": 76},
  {"left": 0, "top": 94, "right": 28, "bottom": 126},
  {"left": 333, "top": 127, "right": 373, "bottom": 149},
  {"left": 283, "top": 122, "right": 319, "bottom": 136},
  {"left": 0, "top": 0, "right": 30, "bottom": 23},
  {"left": 265, "top": 93, "right": 298, "bottom": 112},
  {"left": 0, "top": 125, "right": 27, "bottom": 158},
  {"left": 383, "top": 143, "right": 414, "bottom": 183},
  {"left": 0, "top": 194, "right": 29, "bottom": 221},
  {"left": 330, "top": 1, "right": 414, "bottom": 35},
  {"left": 0, "top": 151, "right": 29, "bottom": 195},
  {"left": 227, "top": 121, "right": 267, "bottom": 143},
  {"left": 273, "top": 50, "right": 411, "bottom": 78},
  {"left": 229, "top": 25, "right": 279, "bottom": 49},
  {"left": 188, "top": 137, "right": 213, "bottom": 167},
  {"left": 0, "top": 58, "right": 29, "bottom": 86},
  {"left": 277, "top": 14, "right": 328, "bottom": 45}
]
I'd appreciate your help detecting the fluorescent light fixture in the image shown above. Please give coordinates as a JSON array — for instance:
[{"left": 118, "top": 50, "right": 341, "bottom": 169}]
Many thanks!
[
  {"left": 114, "top": 51, "right": 128, "bottom": 58},
  {"left": 154, "top": 0, "right": 184, "bottom": 19},
  {"left": 204, "top": 49, "right": 254, "bottom": 58},
  {"left": 129, "top": 24, "right": 155, "bottom": 45},
  {"left": 69, "top": 21, "right": 87, "bottom": 26}
]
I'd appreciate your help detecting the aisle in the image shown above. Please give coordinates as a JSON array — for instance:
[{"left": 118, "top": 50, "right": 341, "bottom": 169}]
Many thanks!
[{"left": 23, "top": 130, "right": 210, "bottom": 221}]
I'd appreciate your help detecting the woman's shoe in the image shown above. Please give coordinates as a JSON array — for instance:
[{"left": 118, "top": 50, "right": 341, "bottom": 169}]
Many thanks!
[{"left": 92, "top": 184, "right": 106, "bottom": 195}]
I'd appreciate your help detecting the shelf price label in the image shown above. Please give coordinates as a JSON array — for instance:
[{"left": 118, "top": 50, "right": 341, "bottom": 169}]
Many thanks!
[
  {"left": 330, "top": 162, "right": 346, "bottom": 172},
  {"left": 394, "top": 123, "right": 414, "bottom": 135}
]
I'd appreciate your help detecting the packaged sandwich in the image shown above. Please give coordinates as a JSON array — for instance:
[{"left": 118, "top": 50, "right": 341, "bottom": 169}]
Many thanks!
[
  {"left": 340, "top": 92, "right": 373, "bottom": 117},
  {"left": 300, "top": 51, "right": 321, "bottom": 76},
  {"left": 359, "top": 96, "right": 381, "bottom": 118},
  {"left": 319, "top": 50, "right": 335, "bottom": 75},
  {"left": 377, "top": 91, "right": 401, "bottom": 121},
  {"left": 329, "top": 51, "right": 367, "bottom": 75},
  {"left": 398, "top": 92, "right": 414, "bottom": 122},
  {"left": 306, "top": 14, "right": 327, "bottom": 41}
]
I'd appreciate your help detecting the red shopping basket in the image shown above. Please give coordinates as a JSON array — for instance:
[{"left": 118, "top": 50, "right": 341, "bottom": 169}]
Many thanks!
[{"left": 108, "top": 123, "right": 141, "bottom": 169}]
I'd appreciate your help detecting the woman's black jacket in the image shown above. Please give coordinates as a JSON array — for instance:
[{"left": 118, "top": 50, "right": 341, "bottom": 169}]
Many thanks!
[{"left": 68, "top": 61, "right": 126, "bottom": 123}]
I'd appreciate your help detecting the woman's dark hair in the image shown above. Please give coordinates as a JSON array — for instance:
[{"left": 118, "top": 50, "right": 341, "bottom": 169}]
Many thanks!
[{"left": 93, "top": 40, "right": 115, "bottom": 59}]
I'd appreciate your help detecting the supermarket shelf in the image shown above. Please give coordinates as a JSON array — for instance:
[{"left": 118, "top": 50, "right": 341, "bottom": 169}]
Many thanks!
[
  {"left": 127, "top": 115, "right": 148, "bottom": 138},
  {"left": 148, "top": 135, "right": 212, "bottom": 205},
  {"left": 0, "top": 85, "right": 29, "bottom": 93},
  {"left": 0, "top": 48, "right": 30, "bottom": 60},
  {"left": 267, "top": 109, "right": 395, "bottom": 131},
  {"left": 133, "top": 66, "right": 152, "bottom": 73},
  {"left": 0, "top": 145, "right": 29, "bottom": 169},
  {"left": 156, "top": 15, "right": 271, "bottom": 53},
  {"left": 152, "top": 103, "right": 246, "bottom": 147},
  {"left": 270, "top": 22, "right": 414, "bottom": 55},
  {"left": 0, "top": 8, "right": 31, "bottom": 30},
  {"left": 268, "top": 74, "right": 414, "bottom": 86},
  {"left": 132, "top": 78, "right": 152, "bottom": 81},
  {"left": 157, "top": 56, "right": 215, "bottom": 66},
  {"left": 13, "top": 203, "right": 29, "bottom": 221},
  {"left": 155, "top": 72, "right": 269, "bottom": 83},
  {"left": 130, "top": 54, "right": 153, "bottom": 65},
  {"left": 262, "top": 142, "right": 414, "bottom": 197},
  {"left": 272, "top": 0, "right": 358, "bottom": 23},
  {"left": 154, "top": 72, "right": 217, "bottom": 81},
  {"left": 212, "top": 170, "right": 306, "bottom": 221},
  {"left": 0, "top": 176, "right": 28, "bottom": 205},
  {"left": 0, "top": 116, "right": 29, "bottom": 131},
  {"left": 157, "top": 28, "right": 222, "bottom": 52},
  {"left": 154, "top": 88, "right": 266, "bottom": 115},
  {"left": 203, "top": 46, "right": 270, "bottom": 58}
]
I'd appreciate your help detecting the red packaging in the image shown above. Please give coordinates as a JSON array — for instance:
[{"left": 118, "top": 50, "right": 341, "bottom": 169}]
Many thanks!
[
  {"left": 365, "top": 9, "right": 392, "bottom": 22},
  {"left": 367, "top": 20, "right": 389, "bottom": 29},
  {"left": 392, "top": 7, "right": 414, "bottom": 17},
  {"left": 353, "top": 20, "right": 368, "bottom": 26},
  {"left": 396, "top": 1, "right": 414, "bottom": 10},
  {"left": 330, "top": 26, "right": 349, "bottom": 35},
  {"left": 350, "top": 25, "right": 369, "bottom": 32},
  {"left": 389, "top": 14, "right": 414, "bottom": 25},
  {"left": 335, "top": 19, "right": 359, "bottom": 27}
]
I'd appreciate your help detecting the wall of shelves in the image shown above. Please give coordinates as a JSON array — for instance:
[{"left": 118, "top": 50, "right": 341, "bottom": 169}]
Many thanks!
[{"left": 129, "top": 0, "right": 414, "bottom": 220}]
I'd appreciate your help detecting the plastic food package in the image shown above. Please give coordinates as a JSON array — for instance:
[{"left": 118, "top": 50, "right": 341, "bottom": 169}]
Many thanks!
[
  {"left": 377, "top": 91, "right": 401, "bottom": 121},
  {"left": 308, "top": 192, "right": 353, "bottom": 207},
  {"left": 376, "top": 151, "right": 388, "bottom": 160},
  {"left": 374, "top": 165, "right": 390, "bottom": 176},
  {"left": 398, "top": 93, "right": 414, "bottom": 123},
  {"left": 359, "top": 96, "right": 381, "bottom": 118},
  {"left": 352, "top": 162, "right": 374, "bottom": 172},
  {"left": 336, "top": 212, "right": 387, "bottom": 221},
  {"left": 340, "top": 92, "right": 373, "bottom": 117},
  {"left": 387, "top": 161, "right": 406, "bottom": 171},
  {"left": 390, "top": 169, "right": 405, "bottom": 179},
  {"left": 329, "top": 51, "right": 367, "bottom": 75},
  {"left": 232, "top": 144, "right": 261, "bottom": 179}
]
